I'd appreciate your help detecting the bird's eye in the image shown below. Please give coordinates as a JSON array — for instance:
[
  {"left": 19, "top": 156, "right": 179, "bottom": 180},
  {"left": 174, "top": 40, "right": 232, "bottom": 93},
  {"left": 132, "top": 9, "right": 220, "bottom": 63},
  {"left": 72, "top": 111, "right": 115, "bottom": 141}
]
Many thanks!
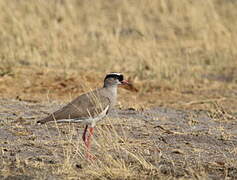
[{"left": 118, "top": 75, "right": 123, "bottom": 82}]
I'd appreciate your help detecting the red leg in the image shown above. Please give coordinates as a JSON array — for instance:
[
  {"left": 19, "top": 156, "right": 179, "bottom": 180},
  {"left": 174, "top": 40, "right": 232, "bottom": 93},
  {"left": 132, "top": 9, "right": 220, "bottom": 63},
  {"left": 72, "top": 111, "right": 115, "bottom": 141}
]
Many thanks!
[
  {"left": 85, "top": 127, "right": 95, "bottom": 160},
  {"left": 85, "top": 127, "right": 94, "bottom": 149},
  {"left": 82, "top": 125, "right": 90, "bottom": 159},
  {"left": 82, "top": 125, "right": 88, "bottom": 143}
]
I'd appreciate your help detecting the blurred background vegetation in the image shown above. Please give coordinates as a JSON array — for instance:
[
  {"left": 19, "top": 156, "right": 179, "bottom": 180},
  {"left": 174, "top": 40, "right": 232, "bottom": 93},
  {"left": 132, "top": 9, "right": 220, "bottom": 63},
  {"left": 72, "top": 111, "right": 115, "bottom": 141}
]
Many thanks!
[{"left": 0, "top": 0, "right": 236, "bottom": 110}]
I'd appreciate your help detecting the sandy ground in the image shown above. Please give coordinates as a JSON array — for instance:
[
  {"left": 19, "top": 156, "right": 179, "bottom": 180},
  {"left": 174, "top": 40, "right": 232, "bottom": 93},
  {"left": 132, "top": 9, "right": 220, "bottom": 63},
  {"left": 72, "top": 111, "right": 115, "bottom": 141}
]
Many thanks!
[{"left": 1, "top": 98, "right": 237, "bottom": 179}]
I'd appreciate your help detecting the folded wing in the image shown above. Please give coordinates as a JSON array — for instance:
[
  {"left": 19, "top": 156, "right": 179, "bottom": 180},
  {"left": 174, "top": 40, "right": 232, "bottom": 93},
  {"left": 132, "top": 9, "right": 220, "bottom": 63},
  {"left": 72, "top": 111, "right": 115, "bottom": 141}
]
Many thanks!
[{"left": 37, "top": 90, "right": 110, "bottom": 124}]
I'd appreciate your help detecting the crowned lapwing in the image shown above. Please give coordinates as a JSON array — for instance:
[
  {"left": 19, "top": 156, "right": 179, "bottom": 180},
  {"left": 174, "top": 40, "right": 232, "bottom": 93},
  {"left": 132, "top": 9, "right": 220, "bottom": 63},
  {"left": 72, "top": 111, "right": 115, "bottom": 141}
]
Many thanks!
[{"left": 37, "top": 73, "right": 129, "bottom": 159}]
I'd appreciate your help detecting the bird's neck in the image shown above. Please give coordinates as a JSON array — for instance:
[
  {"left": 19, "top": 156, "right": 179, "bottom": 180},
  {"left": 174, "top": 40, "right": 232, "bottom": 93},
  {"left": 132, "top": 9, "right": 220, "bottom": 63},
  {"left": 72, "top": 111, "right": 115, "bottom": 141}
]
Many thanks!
[
  {"left": 104, "top": 85, "right": 117, "bottom": 102},
  {"left": 104, "top": 85, "right": 117, "bottom": 94},
  {"left": 102, "top": 85, "right": 118, "bottom": 107}
]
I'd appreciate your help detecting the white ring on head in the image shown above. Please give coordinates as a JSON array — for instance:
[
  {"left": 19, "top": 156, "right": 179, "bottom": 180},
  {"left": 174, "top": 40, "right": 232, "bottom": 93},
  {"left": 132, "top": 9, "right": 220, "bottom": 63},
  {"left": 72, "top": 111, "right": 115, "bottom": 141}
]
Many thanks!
[{"left": 107, "top": 72, "right": 122, "bottom": 76}]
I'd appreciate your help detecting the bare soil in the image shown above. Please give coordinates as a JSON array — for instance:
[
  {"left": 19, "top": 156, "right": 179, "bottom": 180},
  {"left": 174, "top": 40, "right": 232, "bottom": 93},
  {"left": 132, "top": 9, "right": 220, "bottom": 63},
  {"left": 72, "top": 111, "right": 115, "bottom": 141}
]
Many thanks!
[{"left": 1, "top": 98, "right": 237, "bottom": 179}]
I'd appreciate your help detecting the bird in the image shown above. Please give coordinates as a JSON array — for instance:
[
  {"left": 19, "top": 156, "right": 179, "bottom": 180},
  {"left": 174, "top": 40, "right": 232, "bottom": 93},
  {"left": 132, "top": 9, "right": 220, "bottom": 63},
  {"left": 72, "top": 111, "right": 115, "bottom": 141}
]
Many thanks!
[{"left": 37, "top": 72, "right": 129, "bottom": 159}]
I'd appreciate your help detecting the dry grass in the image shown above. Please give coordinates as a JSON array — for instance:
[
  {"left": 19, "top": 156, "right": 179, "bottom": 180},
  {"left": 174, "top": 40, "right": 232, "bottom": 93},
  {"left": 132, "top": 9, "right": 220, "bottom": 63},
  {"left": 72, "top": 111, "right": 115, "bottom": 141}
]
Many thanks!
[
  {"left": 1, "top": 98, "right": 237, "bottom": 179},
  {"left": 0, "top": 0, "right": 237, "bottom": 179},
  {"left": 0, "top": 0, "right": 237, "bottom": 110}
]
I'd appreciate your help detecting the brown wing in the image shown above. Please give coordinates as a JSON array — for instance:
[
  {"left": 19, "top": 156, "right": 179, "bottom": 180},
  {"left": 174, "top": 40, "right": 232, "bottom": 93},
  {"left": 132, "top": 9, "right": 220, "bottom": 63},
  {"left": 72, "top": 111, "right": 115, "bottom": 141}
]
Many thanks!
[{"left": 37, "top": 90, "right": 110, "bottom": 124}]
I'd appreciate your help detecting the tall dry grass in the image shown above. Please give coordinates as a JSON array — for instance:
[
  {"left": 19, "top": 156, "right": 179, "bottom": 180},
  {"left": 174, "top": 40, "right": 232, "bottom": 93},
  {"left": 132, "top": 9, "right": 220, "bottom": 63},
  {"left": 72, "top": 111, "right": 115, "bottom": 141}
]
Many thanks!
[{"left": 0, "top": 0, "right": 237, "bottom": 88}]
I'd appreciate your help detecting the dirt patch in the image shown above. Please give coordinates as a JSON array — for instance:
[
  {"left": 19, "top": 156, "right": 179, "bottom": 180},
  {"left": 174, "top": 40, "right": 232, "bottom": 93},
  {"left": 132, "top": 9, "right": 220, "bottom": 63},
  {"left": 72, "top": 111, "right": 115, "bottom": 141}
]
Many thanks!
[{"left": 1, "top": 98, "right": 237, "bottom": 179}]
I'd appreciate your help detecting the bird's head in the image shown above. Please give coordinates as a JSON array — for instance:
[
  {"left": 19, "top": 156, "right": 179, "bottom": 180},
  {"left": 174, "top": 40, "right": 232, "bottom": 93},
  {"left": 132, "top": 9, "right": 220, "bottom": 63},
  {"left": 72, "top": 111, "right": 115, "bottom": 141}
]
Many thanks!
[{"left": 104, "top": 73, "right": 129, "bottom": 87}]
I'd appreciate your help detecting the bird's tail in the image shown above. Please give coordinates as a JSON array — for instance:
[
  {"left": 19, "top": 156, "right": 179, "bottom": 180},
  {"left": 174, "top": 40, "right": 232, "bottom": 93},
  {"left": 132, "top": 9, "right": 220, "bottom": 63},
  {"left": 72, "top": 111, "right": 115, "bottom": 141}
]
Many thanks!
[{"left": 37, "top": 114, "right": 55, "bottom": 124}]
